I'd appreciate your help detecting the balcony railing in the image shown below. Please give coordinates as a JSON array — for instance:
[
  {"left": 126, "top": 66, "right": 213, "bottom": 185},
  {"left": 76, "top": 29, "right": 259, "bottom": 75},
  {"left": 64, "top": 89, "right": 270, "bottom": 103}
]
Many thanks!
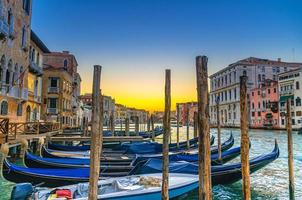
[
  {"left": 29, "top": 61, "right": 43, "bottom": 76},
  {"left": 47, "top": 108, "right": 58, "bottom": 114},
  {"left": 48, "top": 87, "right": 59, "bottom": 93},
  {"left": 0, "top": 19, "right": 9, "bottom": 39},
  {"left": 280, "top": 89, "right": 294, "bottom": 95}
]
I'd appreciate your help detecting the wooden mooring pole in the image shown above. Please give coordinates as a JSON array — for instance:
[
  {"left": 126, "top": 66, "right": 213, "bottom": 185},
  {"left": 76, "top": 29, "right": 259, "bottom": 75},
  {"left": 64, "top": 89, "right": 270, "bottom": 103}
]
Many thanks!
[
  {"left": 186, "top": 103, "right": 190, "bottom": 149},
  {"left": 194, "top": 111, "right": 198, "bottom": 138},
  {"left": 176, "top": 104, "right": 180, "bottom": 148},
  {"left": 240, "top": 75, "right": 251, "bottom": 200},
  {"left": 125, "top": 118, "right": 129, "bottom": 136},
  {"left": 162, "top": 69, "right": 171, "bottom": 200},
  {"left": 88, "top": 65, "right": 103, "bottom": 200},
  {"left": 216, "top": 98, "right": 222, "bottom": 161},
  {"left": 196, "top": 55, "right": 212, "bottom": 200},
  {"left": 151, "top": 114, "right": 155, "bottom": 141},
  {"left": 286, "top": 98, "right": 295, "bottom": 200}
]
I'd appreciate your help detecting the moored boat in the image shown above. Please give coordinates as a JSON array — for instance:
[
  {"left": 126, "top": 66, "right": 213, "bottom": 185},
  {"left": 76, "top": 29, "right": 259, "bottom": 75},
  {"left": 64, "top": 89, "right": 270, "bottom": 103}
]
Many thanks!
[
  {"left": 11, "top": 173, "right": 198, "bottom": 200},
  {"left": 130, "top": 140, "right": 280, "bottom": 185}
]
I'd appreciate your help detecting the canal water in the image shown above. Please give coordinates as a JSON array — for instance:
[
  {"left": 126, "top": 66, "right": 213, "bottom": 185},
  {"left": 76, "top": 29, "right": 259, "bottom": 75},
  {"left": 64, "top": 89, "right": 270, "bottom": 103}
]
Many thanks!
[{"left": 0, "top": 127, "right": 301, "bottom": 200}]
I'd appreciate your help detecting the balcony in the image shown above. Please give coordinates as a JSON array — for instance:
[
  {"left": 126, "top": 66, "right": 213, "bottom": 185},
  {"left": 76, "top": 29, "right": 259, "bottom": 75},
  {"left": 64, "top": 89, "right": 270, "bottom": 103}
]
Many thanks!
[
  {"left": 280, "top": 89, "right": 294, "bottom": 96},
  {"left": 47, "top": 108, "right": 58, "bottom": 114},
  {"left": 7, "top": 86, "right": 28, "bottom": 101},
  {"left": 0, "top": 19, "right": 9, "bottom": 39},
  {"left": 29, "top": 61, "right": 43, "bottom": 76},
  {"left": 48, "top": 87, "right": 59, "bottom": 93}
]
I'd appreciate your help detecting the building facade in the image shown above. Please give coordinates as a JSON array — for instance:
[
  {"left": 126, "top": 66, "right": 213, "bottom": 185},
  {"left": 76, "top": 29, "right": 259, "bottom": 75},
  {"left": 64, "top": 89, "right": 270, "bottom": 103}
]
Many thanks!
[
  {"left": 80, "top": 93, "right": 115, "bottom": 125},
  {"left": 209, "top": 57, "right": 302, "bottom": 127},
  {"left": 250, "top": 80, "right": 279, "bottom": 128},
  {"left": 27, "top": 30, "right": 50, "bottom": 122},
  {"left": 41, "top": 51, "right": 78, "bottom": 128},
  {"left": 176, "top": 102, "right": 197, "bottom": 125},
  {"left": 278, "top": 68, "right": 302, "bottom": 129}
]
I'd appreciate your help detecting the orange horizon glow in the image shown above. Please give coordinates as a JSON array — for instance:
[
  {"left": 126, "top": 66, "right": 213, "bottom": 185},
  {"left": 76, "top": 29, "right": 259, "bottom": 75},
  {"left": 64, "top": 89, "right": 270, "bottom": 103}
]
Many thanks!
[{"left": 79, "top": 68, "right": 198, "bottom": 112}]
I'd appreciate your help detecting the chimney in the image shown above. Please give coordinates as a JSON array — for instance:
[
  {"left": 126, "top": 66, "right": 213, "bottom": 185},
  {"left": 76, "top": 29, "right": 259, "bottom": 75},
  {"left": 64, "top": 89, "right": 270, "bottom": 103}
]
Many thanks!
[
  {"left": 277, "top": 58, "right": 281, "bottom": 62},
  {"left": 63, "top": 51, "right": 70, "bottom": 54}
]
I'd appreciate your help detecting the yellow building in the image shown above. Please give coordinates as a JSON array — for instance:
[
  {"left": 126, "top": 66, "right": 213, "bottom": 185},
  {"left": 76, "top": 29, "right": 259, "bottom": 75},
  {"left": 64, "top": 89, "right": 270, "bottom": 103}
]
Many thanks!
[
  {"left": 41, "top": 52, "right": 78, "bottom": 128},
  {"left": 27, "top": 31, "right": 50, "bottom": 121}
]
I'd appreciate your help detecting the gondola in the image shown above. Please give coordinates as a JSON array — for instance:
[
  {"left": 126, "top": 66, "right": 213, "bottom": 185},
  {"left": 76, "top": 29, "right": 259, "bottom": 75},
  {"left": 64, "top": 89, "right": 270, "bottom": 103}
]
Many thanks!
[
  {"left": 130, "top": 140, "right": 280, "bottom": 186},
  {"left": 40, "top": 134, "right": 230, "bottom": 159},
  {"left": 24, "top": 145, "right": 240, "bottom": 169},
  {"left": 1, "top": 141, "right": 277, "bottom": 187},
  {"left": 46, "top": 134, "right": 214, "bottom": 152},
  {"left": 12, "top": 173, "right": 199, "bottom": 200}
]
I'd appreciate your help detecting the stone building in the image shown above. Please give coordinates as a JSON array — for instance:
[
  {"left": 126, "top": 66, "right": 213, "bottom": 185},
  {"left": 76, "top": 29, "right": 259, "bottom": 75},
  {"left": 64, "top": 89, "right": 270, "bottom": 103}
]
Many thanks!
[
  {"left": 0, "top": 0, "right": 34, "bottom": 122},
  {"left": 209, "top": 57, "right": 302, "bottom": 127},
  {"left": 250, "top": 79, "right": 279, "bottom": 128},
  {"left": 41, "top": 51, "right": 78, "bottom": 128},
  {"left": 28, "top": 30, "right": 50, "bottom": 122},
  {"left": 80, "top": 93, "right": 115, "bottom": 125},
  {"left": 278, "top": 68, "right": 302, "bottom": 129}
]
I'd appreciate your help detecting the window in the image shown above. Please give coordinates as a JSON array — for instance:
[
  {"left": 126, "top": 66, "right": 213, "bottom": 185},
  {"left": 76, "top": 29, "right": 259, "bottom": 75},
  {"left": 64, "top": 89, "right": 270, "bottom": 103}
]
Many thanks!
[
  {"left": 23, "top": 0, "right": 31, "bottom": 14},
  {"left": 268, "top": 89, "right": 270, "bottom": 94},
  {"left": 252, "top": 103, "right": 254, "bottom": 109},
  {"left": 258, "top": 102, "right": 260, "bottom": 109},
  {"left": 229, "top": 90, "right": 231, "bottom": 100},
  {"left": 274, "top": 88, "right": 277, "bottom": 93},
  {"left": 48, "top": 98, "right": 57, "bottom": 108},
  {"left": 258, "top": 74, "right": 261, "bottom": 82},
  {"left": 50, "top": 77, "right": 58, "bottom": 87},
  {"left": 262, "top": 74, "right": 265, "bottom": 81},
  {"left": 37, "top": 53, "right": 40, "bottom": 65},
  {"left": 258, "top": 111, "right": 261, "bottom": 117},
  {"left": 258, "top": 91, "right": 260, "bottom": 95},
  {"left": 296, "top": 111, "right": 302, "bottom": 116},
  {"left": 17, "top": 103, "right": 22, "bottom": 116},
  {"left": 252, "top": 112, "right": 255, "bottom": 117},
  {"left": 21, "top": 25, "right": 27, "bottom": 48},
  {"left": 243, "top": 70, "right": 247, "bottom": 76},
  {"left": 273, "top": 75, "right": 276, "bottom": 81},
  {"left": 234, "top": 88, "right": 237, "bottom": 99},
  {"left": 63, "top": 59, "right": 68, "bottom": 69},
  {"left": 292, "top": 119, "right": 295, "bottom": 125},
  {"left": 252, "top": 92, "right": 254, "bottom": 96},
  {"left": 0, "top": 101, "right": 8, "bottom": 115},
  {"left": 0, "top": 55, "right": 5, "bottom": 82},
  {"left": 296, "top": 98, "right": 301, "bottom": 106},
  {"left": 296, "top": 81, "right": 300, "bottom": 90},
  {"left": 8, "top": 9, "right": 14, "bottom": 34},
  {"left": 281, "top": 119, "right": 285, "bottom": 125}
]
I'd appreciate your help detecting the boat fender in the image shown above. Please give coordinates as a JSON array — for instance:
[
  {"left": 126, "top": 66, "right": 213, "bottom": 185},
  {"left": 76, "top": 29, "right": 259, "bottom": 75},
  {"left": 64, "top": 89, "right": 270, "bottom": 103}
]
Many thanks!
[{"left": 10, "top": 183, "right": 34, "bottom": 200}]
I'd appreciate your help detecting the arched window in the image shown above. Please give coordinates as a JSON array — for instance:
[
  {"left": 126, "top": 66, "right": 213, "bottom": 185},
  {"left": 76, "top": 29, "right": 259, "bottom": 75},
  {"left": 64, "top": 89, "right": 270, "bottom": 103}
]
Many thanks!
[
  {"left": 17, "top": 103, "right": 22, "bottom": 116},
  {"left": 23, "top": 0, "right": 31, "bottom": 14},
  {"left": 262, "top": 74, "right": 265, "bottom": 81},
  {"left": 13, "top": 64, "right": 18, "bottom": 85},
  {"left": 6, "top": 59, "right": 12, "bottom": 85},
  {"left": 32, "top": 108, "right": 37, "bottom": 121},
  {"left": 26, "top": 105, "right": 31, "bottom": 122},
  {"left": 243, "top": 70, "right": 247, "bottom": 76},
  {"left": 21, "top": 25, "right": 27, "bottom": 48},
  {"left": 0, "top": 100, "right": 8, "bottom": 115},
  {"left": 63, "top": 59, "right": 68, "bottom": 69},
  {"left": 0, "top": 55, "right": 5, "bottom": 82},
  {"left": 37, "top": 52, "right": 40, "bottom": 65},
  {"left": 8, "top": 9, "right": 14, "bottom": 34},
  {"left": 296, "top": 81, "right": 300, "bottom": 90},
  {"left": 258, "top": 74, "right": 261, "bottom": 82}
]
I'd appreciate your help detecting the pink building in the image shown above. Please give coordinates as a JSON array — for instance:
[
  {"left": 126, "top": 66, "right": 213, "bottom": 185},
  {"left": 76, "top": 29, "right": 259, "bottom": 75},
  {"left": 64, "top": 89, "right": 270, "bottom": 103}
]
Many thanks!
[
  {"left": 176, "top": 102, "right": 197, "bottom": 125},
  {"left": 250, "top": 79, "right": 279, "bottom": 128}
]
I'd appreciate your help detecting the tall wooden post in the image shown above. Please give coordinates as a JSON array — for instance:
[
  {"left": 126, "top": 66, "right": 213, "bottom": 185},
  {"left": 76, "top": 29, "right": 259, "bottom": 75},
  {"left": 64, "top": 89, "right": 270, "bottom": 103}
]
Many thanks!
[
  {"left": 110, "top": 113, "right": 115, "bottom": 136},
  {"left": 125, "top": 118, "right": 129, "bottom": 136},
  {"left": 286, "top": 98, "right": 295, "bottom": 200},
  {"left": 147, "top": 116, "right": 150, "bottom": 132},
  {"left": 176, "top": 104, "right": 180, "bottom": 148},
  {"left": 88, "top": 65, "right": 103, "bottom": 200},
  {"left": 240, "top": 75, "right": 250, "bottom": 200},
  {"left": 186, "top": 103, "right": 190, "bottom": 149},
  {"left": 151, "top": 114, "right": 155, "bottom": 141},
  {"left": 135, "top": 116, "right": 139, "bottom": 136},
  {"left": 196, "top": 55, "right": 212, "bottom": 200},
  {"left": 194, "top": 111, "right": 198, "bottom": 138},
  {"left": 162, "top": 69, "right": 171, "bottom": 200},
  {"left": 216, "top": 98, "right": 222, "bottom": 161}
]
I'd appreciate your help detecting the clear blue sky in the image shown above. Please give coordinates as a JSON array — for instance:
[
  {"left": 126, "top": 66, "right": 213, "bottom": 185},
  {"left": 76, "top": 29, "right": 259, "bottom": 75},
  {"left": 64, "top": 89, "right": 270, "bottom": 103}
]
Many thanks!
[{"left": 32, "top": 0, "right": 302, "bottom": 110}]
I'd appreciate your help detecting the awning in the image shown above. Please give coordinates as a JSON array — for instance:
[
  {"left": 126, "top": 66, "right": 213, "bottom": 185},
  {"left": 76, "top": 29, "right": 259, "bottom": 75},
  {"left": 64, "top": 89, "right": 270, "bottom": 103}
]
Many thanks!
[{"left": 280, "top": 95, "right": 294, "bottom": 102}]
